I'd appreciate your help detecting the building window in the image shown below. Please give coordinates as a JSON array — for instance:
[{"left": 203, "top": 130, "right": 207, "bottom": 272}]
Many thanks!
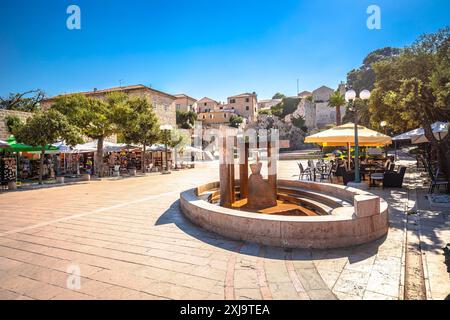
[
  {"left": 164, "top": 104, "right": 168, "bottom": 111},
  {"left": 210, "top": 114, "right": 213, "bottom": 119},
  {"left": 224, "top": 114, "right": 227, "bottom": 118},
  {"left": 245, "top": 98, "right": 249, "bottom": 102},
  {"left": 246, "top": 106, "right": 249, "bottom": 111},
  {"left": 230, "top": 99, "right": 236, "bottom": 103},
  {"left": 176, "top": 104, "right": 181, "bottom": 110},
  {"left": 204, "top": 102, "right": 207, "bottom": 106}
]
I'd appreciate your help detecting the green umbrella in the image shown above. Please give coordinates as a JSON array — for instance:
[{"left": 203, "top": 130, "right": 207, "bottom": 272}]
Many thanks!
[{"left": 4, "top": 135, "right": 58, "bottom": 152}]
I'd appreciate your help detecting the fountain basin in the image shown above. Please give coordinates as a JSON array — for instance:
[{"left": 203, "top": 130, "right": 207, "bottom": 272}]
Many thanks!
[{"left": 180, "top": 179, "right": 389, "bottom": 249}]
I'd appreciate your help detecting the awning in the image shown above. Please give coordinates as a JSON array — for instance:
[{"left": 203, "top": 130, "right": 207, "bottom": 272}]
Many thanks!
[
  {"left": 304, "top": 123, "right": 392, "bottom": 147},
  {"left": 71, "top": 140, "right": 130, "bottom": 153},
  {"left": 392, "top": 121, "right": 448, "bottom": 144},
  {"left": 2, "top": 135, "right": 58, "bottom": 152},
  {"left": 0, "top": 139, "right": 9, "bottom": 148}
]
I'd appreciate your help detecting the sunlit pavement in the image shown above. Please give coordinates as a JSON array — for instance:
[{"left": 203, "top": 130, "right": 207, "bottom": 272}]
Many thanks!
[{"left": 0, "top": 160, "right": 448, "bottom": 300}]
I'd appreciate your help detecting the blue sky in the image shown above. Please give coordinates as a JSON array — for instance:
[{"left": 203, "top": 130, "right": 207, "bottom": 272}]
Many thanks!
[{"left": 1, "top": 0, "right": 449, "bottom": 101}]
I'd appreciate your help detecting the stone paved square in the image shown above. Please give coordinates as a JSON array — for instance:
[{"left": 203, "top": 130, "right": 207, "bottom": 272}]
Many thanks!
[{"left": 0, "top": 160, "right": 448, "bottom": 300}]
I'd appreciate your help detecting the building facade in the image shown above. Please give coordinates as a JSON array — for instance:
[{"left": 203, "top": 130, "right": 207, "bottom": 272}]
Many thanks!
[
  {"left": 197, "top": 110, "right": 235, "bottom": 126},
  {"left": 41, "top": 84, "right": 177, "bottom": 127},
  {"left": 174, "top": 94, "right": 197, "bottom": 113},
  {"left": 196, "top": 97, "right": 220, "bottom": 113},
  {"left": 225, "top": 92, "right": 257, "bottom": 122}
]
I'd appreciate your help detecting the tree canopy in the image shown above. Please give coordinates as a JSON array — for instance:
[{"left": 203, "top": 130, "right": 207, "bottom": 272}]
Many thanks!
[
  {"left": 52, "top": 92, "right": 131, "bottom": 176},
  {"left": 121, "top": 97, "right": 161, "bottom": 173},
  {"left": 0, "top": 89, "right": 46, "bottom": 112},
  {"left": 176, "top": 110, "right": 198, "bottom": 129},
  {"left": 229, "top": 115, "right": 243, "bottom": 128},
  {"left": 272, "top": 92, "right": 286, "bottom": 99},
  {"left": 369, "top": 27, "right": 450, "bottom": 180},
  {"left": 14, "top": 109, "right": 82, "bottom": 183},
  {"left": 328, "top": 91, "right": 346, "bottom": 126}
]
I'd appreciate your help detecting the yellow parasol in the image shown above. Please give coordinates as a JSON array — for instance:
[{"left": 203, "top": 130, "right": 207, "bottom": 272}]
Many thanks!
[{"left": 304, "top": 123, "right": 392, "bottom": 147}]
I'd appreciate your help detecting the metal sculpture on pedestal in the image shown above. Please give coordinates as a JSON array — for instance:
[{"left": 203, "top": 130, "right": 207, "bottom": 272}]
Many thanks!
[{"left": 219, "top": 126, "right": 278, "bottom": 210}]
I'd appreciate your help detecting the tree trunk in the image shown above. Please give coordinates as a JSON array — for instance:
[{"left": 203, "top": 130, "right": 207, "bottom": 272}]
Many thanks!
[
  {"left": 141, "top": 144, "right": 146, "bottom": 174},
  {"left": 39, "top": 148, "right": 45, "bottom": 185},
  {"left": 336, "top": 106, "right": 342, "bottom": 126},
  {"left": 96, "top": 137, "right": 104, "bottom": 178}
]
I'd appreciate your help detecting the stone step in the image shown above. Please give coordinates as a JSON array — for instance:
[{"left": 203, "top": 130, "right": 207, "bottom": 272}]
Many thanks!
[{"left": 277, "top": 186, "right": 352, "bottom": 208}]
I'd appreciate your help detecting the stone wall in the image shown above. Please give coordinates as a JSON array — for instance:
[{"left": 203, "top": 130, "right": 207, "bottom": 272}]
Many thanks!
[{"left": 0, "top": 109, "right": 32, "bottom": 139}]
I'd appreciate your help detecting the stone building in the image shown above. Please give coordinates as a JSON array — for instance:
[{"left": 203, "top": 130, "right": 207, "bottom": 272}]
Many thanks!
[
  {"left": 289, "top": 84, "right": 346, "bottom": 130},
  {"left": 0, "top": 109, "right": 32, "bottom": 140},
  {"left": 224, "top": 92, "right": 258, "bottom": 122},
  {"left": 174, "top": 94, "right": 197, "bottom": 113},
  {"left": 196, "top": 97, "right": 220, "bottom": 113},
  {"left": 197, "top": 110, "right": 235, "bottom": 126},
  {"left": 40, "top": 84, "right": 177, "bottom": 128}
]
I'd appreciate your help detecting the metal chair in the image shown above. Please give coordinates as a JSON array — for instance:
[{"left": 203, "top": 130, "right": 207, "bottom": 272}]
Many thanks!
[
  {"left": 298, "top": 162, "right": 311, "bottom": 180},
  {"left": 428, "top": 168, "right": 449, "bottom": 194}
]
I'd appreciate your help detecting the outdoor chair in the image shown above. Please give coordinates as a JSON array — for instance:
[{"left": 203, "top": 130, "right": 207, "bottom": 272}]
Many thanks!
[
  {"left": 298, "top": 162, "right": 311, "bottom": 180},
  {"left": 318, "top": 164, "right": 333, "bottom": 182},
  {"left": 428, "top": 168, "right": 449, "bottom": 194},
  {"left": 342, "top": 166, "right": 361, "bottom": 186},
  {"left": 383, "top": 166, "right": 407, "bottom": 188}
]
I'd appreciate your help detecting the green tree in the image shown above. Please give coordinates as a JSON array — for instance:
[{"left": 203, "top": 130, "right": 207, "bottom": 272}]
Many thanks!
[
  {"left": 14, "top": 109, "right": 82, "bottom": 184},
  {"left": 0, "top": 89, "right": 46, "bottom": 112},
  {"left": 52, "top": 92, "right": 130, "bottom": 177},
  {"left": 4, "top": 115, "right": 22, "bottom": 133},
  {"left": 229, "top": 115, "right": 243, "bottom": 128},
  {"left": 121, "top": 97, "right": 161, "bottom": 173},
  {"left": 347, "top": 47, "right": 401, "bottom": 93},
  {"left": 369, "top": 27, "right": 450, "bottom": 181},
  {"left": 176, "top": 110, "right": 198, "bottom": 129},
  {"left": 272, "top": 92, "right": 286, "bottom": 99},
  {"left": 291, "top": 115, "right": 307, "bottom": 132},
  {"left": 344, "top": 47, "right": 401, "bottom": 127},
  {"left": 327, "top": 91, "right": 345, "bottom": 126},
  {"left": 270, "top": 97, "right": 300, "bottom": 118}
]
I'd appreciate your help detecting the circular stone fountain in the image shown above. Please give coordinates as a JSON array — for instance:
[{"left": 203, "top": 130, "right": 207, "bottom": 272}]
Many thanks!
[{"left": 180, "top": 130, "right": 389, "bottom": 249}]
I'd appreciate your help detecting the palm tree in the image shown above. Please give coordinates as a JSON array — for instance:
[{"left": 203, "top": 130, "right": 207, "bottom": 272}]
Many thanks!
[{"left": 328, "top": 91, "right": 346, "bottom": 126}]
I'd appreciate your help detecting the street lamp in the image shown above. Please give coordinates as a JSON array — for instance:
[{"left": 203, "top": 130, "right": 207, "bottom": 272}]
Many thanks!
[
  {"left": 160, "top": 124, "right": 173, "bottom": 174},
  {"left": 345, "top": 89, "right": 371, "bottom": 184},
  {"left": 380, "top": 121, "right": 388, "bottom": 158}
]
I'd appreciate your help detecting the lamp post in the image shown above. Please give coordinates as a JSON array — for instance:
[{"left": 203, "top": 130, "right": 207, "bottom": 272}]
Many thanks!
[
  {"left": 160, "top": 124, "right": 173, "bottom": 174},
  {"left": 380, "top": 121, "right": 388, "bottom": 158},
  {"left": 345, "top": 89, "right": 371, "bottom": 184}
]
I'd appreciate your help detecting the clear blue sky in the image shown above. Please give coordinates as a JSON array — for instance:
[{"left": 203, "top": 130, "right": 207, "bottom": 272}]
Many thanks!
[{"left": 1, "top": 0, "right": 449, "bottom": 101}]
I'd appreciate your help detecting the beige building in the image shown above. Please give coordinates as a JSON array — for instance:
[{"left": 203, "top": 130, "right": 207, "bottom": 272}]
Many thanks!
[
  {"left": 174, "top": 94, "right": 197, "bottom": 113},
  {"left": 225, "top": 92, "right": 258, "bottom": 122},
  {"left": 291, "top": 84, "right": 347, "bottom": 130},
  {"left": 196, "top": 97, "right": 220, "bottom": 113},
  {"left": 41, "top": 84, "right": 177, "bottom": 127},
  {"left": 197, "top": 110, "right": 235, "bottom": 126}
]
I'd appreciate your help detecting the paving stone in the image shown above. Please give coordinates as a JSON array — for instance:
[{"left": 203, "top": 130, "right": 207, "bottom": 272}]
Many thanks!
[{"left": 0, "top": 161, "right": 417, "bottom": 300}]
